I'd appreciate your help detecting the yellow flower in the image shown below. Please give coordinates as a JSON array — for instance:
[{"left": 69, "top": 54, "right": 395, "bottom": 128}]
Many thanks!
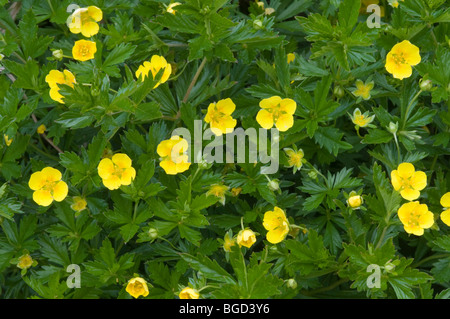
[
  {"left": 397, "top": 201, "right": 434, "bottom": 236},
  {"left": 37, "top": 124, "right": 46, "bottom": 134},
  {"left": 263, "top": 206, "right": 290, "bottom": 244},
  {"left": 391, "top": 162, "right": 427, "bottom": 201},
  {"left": 167, "top": 2, "right": 181, "bottom": 14},
  {"left": 287, "top": 53, "right": 295, "bottom": 64},
  {"left": 4, "top": 134, "right": 12, "bottom": 146},
  {"left": 347, "top": 191, "right": 363, "bottom": 209},
  {"left": 126, "top": 277, "right": 149, "bottom": 299},
  {"left": 98, "top": 153, "right": 136, "bottom": 190},
  {"left": 256, "top": 96, "right": 296, "bottom": 132},
  {"left": 28, "top": 167, "right": 69, "bottom": 206},
  {"left": 223, "top": 231, "right": 235, "bottom": 252},
  {"left": 350, "top": 108, "right": 375, "bottom": 128},
  {"left": 68, "top": 6, "right": 103, "bottom": 37},
  {"left": 179, "top": 287, "right": 200, "bottom": 299},
  {"left": 135, "top": 55, "right": 172, "bottom": 88},
  {"left": 440, "top": 192, "right": 450, "bottom": 226},
  {"left": 385, "top": 40, "right": 421, "bottom": 80},
  {"left": 231, "top": 187, "right": 242, "bottom": 197},
  {"left": 72, "top": 39, "right": 97, "bottom": 62},
  {"left": 284, "top": 147, "right": 304, "bottom": 173},
  {"left": 45, "top": 69, "right": 76, "bottom": 104},
  {"left": 206, "top": 184, "right": 229, "bottom": 205},
  {"left": 204, "top": 98, "right": 237, "bottom": 136},
  {"left": 157, "top": 136, "right": 191, "bottom": 175},
  {"left": 352, "top": 79, "right": 374, "bottom": 100},
  {"left": 17, "top": 254, "right": 34, "bottom": 270},
  {"left": 389, "top": 0, "right": 403, "bottom": 8},
  {"left": 71, "top": 196, "right": 87, "bottom": 212},
  {"left": 236, "top": 228, "right": 257, "bottom": 248}
]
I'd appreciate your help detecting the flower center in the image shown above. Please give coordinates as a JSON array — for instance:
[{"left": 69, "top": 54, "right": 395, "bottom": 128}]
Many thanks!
[
  {"left": 288, "top": 153, "right": 302, "bottom": 166},
  {"left": 133, "top": 281, "right": 143, "bottom": 293},
  {"left": 392, "top": 52, "right": 407, "bottom": 65},
  {"left": 354, "top": 115, "right": 368, "bottom": 126}
]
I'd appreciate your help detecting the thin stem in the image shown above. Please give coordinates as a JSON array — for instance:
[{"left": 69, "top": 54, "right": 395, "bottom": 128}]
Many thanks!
[
  {"left": 411, "top": 253, "right": 450, "bottom": 268},
  {"left": 31, "top": 114, "right": 64, "bottom": 154},
  {"left": 28, "top": 142, "right": 60, "bottom": 162},
  {"left": 182, "top": 57, "right": 207, "bottom": 103}
]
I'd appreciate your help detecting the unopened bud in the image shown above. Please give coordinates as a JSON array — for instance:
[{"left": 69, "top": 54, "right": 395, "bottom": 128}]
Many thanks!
[
  {"left": 333, "top": 85, "right": 345, "bottom": 98},
  {"left": 384, "top": 261, "right": 396, "bottom": 273},
  {"left": 52, "top": 49, "right": 63, "bottom": 60},
  {"left": 308, "top": 170, "right": 318, "bottom": 179},
  {"left": 387, "top": 121, "right": 398, "bottom": 134},
  {"left": 148, "top": 228, "right": 158, "bottom": 239},
  {"left": 253, "top": 19, "right": 263, "bottom": 30},
  {"left": 267, "top": 179, "right": 279, "bottom": 192},
  {"left": 286, "top": 278, "right": 297, "bottom": 289},
  {"left": 419, "top": 78, "right": 432, "bottom": 91}
]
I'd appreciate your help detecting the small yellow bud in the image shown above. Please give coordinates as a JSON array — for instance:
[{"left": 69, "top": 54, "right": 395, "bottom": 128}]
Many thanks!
[{"left": 37, "top": 124, "right": 46, "bottom": 134}]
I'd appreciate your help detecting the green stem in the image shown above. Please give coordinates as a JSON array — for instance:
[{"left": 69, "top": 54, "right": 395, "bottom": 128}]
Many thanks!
[
  {"left": 411, "top": 253, "right": 450, "bottom": 268},
  {"left": 28, "top": 143, "right": 60, "bottom": 162},
  {"left": 182, "top": 57, "right": 207, "bottom": 103}
]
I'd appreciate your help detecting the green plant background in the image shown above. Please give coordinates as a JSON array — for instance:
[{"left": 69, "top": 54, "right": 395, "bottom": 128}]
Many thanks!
[{"left": 0, "top": 0, "right": 449, "bottom": 299}]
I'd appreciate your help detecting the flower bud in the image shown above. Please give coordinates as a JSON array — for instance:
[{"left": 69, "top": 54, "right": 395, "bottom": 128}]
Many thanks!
[
  {"left": 347, "top": 195, "right": 363, "bottom": 209},
  {"left": 333, "top": 85, "right": 345, "bottom": 98},
  {"left": 286, "top": 278, "right": 297, "bottom": 289},
  {"left": 387, "top": 121, "right": 398, "bottom": 134},
  {"left": 384, "top": 261, "right": 396, "bottom": 273},
  {"left": 267, "top": 179, "right": 279, "bottom": 192},
  {"left": 419, "top": 78, "right": 432, "bottom": 91},
  {"left": 52, "top": 49, "right": 64, "bottom": 60},
  {"left": 148, "top": 228, "right": 158, "bottom": 239},
  {"left": 308, "top": 170, "right": 318, "bottom": 179},
  {"left": 253, "top": 19, "right": 263, "bottom": 30}
]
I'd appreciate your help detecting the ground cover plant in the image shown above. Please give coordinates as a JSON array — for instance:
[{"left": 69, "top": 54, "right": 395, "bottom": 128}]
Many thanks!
[{"left": 0, "top": 0, "right": 449, "bottom": 299}]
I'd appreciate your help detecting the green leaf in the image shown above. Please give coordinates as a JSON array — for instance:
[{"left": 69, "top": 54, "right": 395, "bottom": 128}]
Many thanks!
[
  {"left": 314, "top": 126, "right": 352, "bottom": 156},
  {"left": 338, "top": 0, "right": 361, "bottom": 32},
  {"left": 134, "top": 102, "right": 162, "bottom": 122},
  {"left": 102, "top": 43, "right": 136, "bottom": 68},
  {"left": 180, "top": 253, "right": 236, "bottom": 284}
]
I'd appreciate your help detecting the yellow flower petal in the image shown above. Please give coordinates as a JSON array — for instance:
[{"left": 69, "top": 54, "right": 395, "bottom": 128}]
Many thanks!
[
  {"left": 87, "top": 6, "right": 103, "bottom": 22},
  {"left": 98, "top": 158, "right": 114, "bottom": 179},
  {"left": 81, "top": 21, "right": 99, "bottom": 37},
  {"left": 29, "top": 171, "right": 46, "bottom": 191},
  {"left": 53, "top": 181, "right": 69, "bottom": 202},
  {"left": 440, "top": 192, "right": 450, "bottom": 208},
  {"left": 400, "top": 188, "right": 420, "bottom": 201},
  {"left": 441, "top": 210, "right": 450, "bottom": 227},
  {"left": 275, "top": 113, "right": 294, "bottom": 132},
  {"left": 120, "top": 167, "right": 136, "bottom": 185},
  {"left": 33, "top": 190, "right": 54, "bottom": 206},
  {"left": 112, "top": 153, "right": 132, "bottom": 169},
  {"left": 397, "top": 162, "right": 415, "bottom": 179},
  {"left": 41, "top": 167, "right": 62, "bottom": 182},
  {"left": 410, "top": 171, "right": 427, "bottom": 191},
  {"left": 260, "top": 96, "right": 281, "bottom": 109},
  {"left": 279, "top": 98, "right": 296, "bottom": 115},
  {"left": 160, "top": 159, "right": 178, "bottom": 175},
  {"left": 215, "top": 98, "right": 236, "bottom": 115},
  {"left": 256, "top": 109, "right": 274, "bottom": 129},
  {"left": 102, "top": 175, "right": 122, "bottom": 190}
]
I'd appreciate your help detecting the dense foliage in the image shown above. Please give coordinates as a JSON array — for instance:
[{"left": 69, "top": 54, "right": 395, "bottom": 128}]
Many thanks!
[{"left": 0, "top": 0, "right": 449, "bottom": 299}]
